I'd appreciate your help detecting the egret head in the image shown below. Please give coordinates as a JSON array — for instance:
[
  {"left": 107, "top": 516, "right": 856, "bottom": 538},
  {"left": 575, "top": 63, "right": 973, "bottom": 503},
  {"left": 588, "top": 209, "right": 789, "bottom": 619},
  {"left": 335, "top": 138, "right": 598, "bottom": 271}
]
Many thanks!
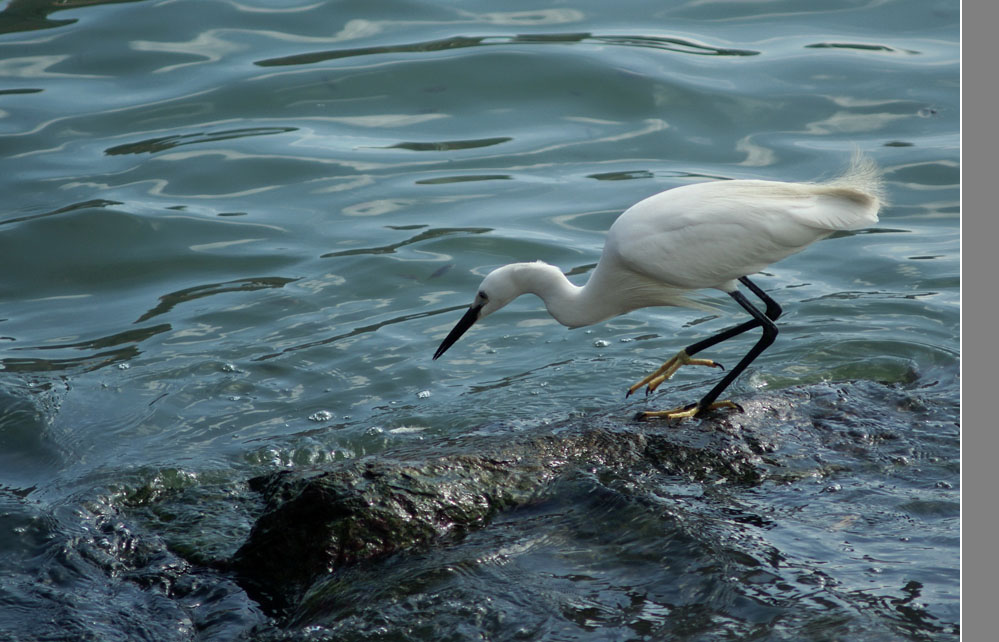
[{"left": 432, "top": 264, "right": 529, "bottom": 360}]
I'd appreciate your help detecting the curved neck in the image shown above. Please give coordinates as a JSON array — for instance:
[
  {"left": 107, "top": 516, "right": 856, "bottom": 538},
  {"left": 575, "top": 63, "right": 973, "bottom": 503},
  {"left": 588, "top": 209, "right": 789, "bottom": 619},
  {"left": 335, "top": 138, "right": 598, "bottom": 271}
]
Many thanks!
[
  {"left": 511, "top": 262, "right": 616, "bottom": 329},
  {"left": 509, "top": 259, "right": 691, "bottom": 329}
]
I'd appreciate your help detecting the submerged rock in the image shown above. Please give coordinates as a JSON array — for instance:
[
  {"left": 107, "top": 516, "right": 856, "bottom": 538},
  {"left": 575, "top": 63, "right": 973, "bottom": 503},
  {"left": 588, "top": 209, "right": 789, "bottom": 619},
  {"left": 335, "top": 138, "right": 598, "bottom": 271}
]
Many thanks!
[
  {"left": 231, "top": 412, "right": 771, "bottom": 616},
  {"left": 230, "top": 378, "right": 952, "bottom": 626}
]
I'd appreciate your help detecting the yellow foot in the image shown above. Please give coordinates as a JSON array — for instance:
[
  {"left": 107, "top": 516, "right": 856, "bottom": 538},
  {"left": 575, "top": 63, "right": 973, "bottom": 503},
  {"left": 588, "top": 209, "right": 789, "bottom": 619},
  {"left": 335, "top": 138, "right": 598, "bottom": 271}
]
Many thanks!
[
  {"left": 635, "top": 400, "right": 743, "bottom": 422},
  {"left": 625, "top": 349, "right": 724, "bottom": 398}
]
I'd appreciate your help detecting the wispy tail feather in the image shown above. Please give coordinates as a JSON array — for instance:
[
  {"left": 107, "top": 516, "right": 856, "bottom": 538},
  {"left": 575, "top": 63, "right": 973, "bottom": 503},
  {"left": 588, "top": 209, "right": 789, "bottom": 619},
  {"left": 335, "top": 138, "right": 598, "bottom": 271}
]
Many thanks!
[{"left": 826, "top": 151, "right": 886, "bottom": 209}]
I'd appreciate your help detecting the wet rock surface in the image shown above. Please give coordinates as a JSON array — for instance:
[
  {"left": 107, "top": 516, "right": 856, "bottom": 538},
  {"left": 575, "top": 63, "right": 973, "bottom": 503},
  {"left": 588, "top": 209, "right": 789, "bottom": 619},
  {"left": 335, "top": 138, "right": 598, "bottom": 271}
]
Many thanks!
[
  {"left": 229, "top": 379, "right": 957, "bottom": 632},
  {"left": 30, "top": 378, "right": 952, "bottom": 639},
  {"left": 232, "top": 420, "right": 767, "bottom": 614}
]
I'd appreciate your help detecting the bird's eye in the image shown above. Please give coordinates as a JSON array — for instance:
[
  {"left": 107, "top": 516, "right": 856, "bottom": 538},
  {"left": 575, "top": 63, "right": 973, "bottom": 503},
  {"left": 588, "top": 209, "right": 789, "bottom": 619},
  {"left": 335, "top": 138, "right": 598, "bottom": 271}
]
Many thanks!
[{"left": 477, "top": 290, "right": 488, "bottom": 301}]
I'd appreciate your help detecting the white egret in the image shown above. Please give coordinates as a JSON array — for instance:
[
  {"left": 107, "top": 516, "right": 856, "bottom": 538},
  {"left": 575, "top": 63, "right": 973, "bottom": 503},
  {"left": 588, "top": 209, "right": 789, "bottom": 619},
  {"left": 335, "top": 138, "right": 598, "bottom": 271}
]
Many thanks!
[{"left": 433, "top": 156, "right": 883, "bottom": 420}]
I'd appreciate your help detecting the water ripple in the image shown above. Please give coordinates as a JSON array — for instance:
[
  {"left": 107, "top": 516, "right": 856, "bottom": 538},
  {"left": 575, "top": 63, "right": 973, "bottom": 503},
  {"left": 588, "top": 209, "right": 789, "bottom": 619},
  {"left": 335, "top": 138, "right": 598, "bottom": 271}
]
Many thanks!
[
  {"left": 256, "top": 32, "right": 758, "bottom": 67},
  {"left": 104, "top": 126, "right": 298, "bottom": 156},
  {"left": 136, "top": 276, "right": 299, "bottom": 323}
]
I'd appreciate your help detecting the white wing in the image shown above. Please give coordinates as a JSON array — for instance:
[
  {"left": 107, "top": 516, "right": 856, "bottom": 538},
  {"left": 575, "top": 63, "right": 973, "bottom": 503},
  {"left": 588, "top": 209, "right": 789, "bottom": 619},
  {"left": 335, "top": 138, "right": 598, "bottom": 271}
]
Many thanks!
[{"left": 606, "top": 173, "right": 881, "bottom": 292}]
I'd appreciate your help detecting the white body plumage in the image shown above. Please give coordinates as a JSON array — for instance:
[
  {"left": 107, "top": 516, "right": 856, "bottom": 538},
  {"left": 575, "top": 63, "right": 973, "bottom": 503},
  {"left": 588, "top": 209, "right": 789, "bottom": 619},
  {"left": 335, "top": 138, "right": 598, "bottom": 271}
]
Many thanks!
[
  {"left": 432, "top": 155, "right": 884, "bottom": 420},
  {"left": 445, "top": 156, "right": 882, "bottom": 331}
]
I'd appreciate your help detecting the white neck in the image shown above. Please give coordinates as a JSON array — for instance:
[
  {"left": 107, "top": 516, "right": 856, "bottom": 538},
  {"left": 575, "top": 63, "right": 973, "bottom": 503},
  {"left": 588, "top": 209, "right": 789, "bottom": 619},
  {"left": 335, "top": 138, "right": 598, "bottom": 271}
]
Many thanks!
[
  {"left": 503, "top": 261, "right": 684, "bottom": 329},
  {"left": 513, "top": 262, "right": 591, "bottom": 328}
]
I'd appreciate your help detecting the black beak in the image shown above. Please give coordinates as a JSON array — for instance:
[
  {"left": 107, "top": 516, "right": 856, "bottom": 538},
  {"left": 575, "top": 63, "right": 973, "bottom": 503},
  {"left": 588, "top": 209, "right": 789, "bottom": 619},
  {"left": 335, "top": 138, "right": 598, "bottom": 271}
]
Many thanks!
[{"left": 433, "top": 305, "right": 481, "bottom": 360}]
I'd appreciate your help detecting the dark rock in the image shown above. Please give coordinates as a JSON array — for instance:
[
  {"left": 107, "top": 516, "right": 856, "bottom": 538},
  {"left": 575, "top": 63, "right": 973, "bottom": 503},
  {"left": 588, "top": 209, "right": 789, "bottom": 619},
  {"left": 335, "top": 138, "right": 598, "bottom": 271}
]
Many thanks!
[
  {"left": 231, "top": 380, "right": 946, "bottom": 620},
  {"left": 231, "top": 413, "right": 774, "bottom": 616}
]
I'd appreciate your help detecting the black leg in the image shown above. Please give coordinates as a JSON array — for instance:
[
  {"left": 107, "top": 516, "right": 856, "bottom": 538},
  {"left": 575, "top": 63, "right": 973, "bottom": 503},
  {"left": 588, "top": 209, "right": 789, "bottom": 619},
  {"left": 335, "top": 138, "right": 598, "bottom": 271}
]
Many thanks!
[
  {"left": 683, "top": 276, "right": 781, "bottom": 359},
  {"left": 630, "top": 277, "right": 782, "bottom": 418},
  {"left": 738, "top": 275, "right": 782, "bottom": 321},
  {"left": 692, "top": 281, "right": 779, "bottom": 411}
]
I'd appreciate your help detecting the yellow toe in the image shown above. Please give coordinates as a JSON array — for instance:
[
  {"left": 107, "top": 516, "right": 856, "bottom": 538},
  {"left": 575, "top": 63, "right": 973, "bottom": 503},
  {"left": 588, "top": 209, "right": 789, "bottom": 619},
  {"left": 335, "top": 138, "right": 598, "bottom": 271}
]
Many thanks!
[
  {"left": 635, "top": 400, "right": 743, "bottom": 422},
  {"left": 626, "top": 350, "right": 722, "bottom": 397}
]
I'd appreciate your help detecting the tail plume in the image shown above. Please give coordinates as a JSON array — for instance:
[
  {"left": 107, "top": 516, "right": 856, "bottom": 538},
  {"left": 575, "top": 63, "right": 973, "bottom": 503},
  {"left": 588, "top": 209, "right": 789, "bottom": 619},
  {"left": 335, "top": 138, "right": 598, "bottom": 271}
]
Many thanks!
[{"left": 827, "top": 151, "right": 886, "bottom": 209}]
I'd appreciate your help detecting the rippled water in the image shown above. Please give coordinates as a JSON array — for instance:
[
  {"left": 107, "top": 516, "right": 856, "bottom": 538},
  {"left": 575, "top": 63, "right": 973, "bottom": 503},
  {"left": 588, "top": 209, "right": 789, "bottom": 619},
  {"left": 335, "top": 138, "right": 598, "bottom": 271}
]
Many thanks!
[{"left": 1, "top": 0, "right": 958, "bottom": 640}]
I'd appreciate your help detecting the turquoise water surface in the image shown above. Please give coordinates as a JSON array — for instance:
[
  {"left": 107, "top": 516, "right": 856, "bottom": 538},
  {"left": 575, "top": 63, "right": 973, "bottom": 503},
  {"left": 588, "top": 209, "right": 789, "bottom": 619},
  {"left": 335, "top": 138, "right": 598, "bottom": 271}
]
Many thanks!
[{"left": 0, "top": 0, "right": 958, "bottom": 639}]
